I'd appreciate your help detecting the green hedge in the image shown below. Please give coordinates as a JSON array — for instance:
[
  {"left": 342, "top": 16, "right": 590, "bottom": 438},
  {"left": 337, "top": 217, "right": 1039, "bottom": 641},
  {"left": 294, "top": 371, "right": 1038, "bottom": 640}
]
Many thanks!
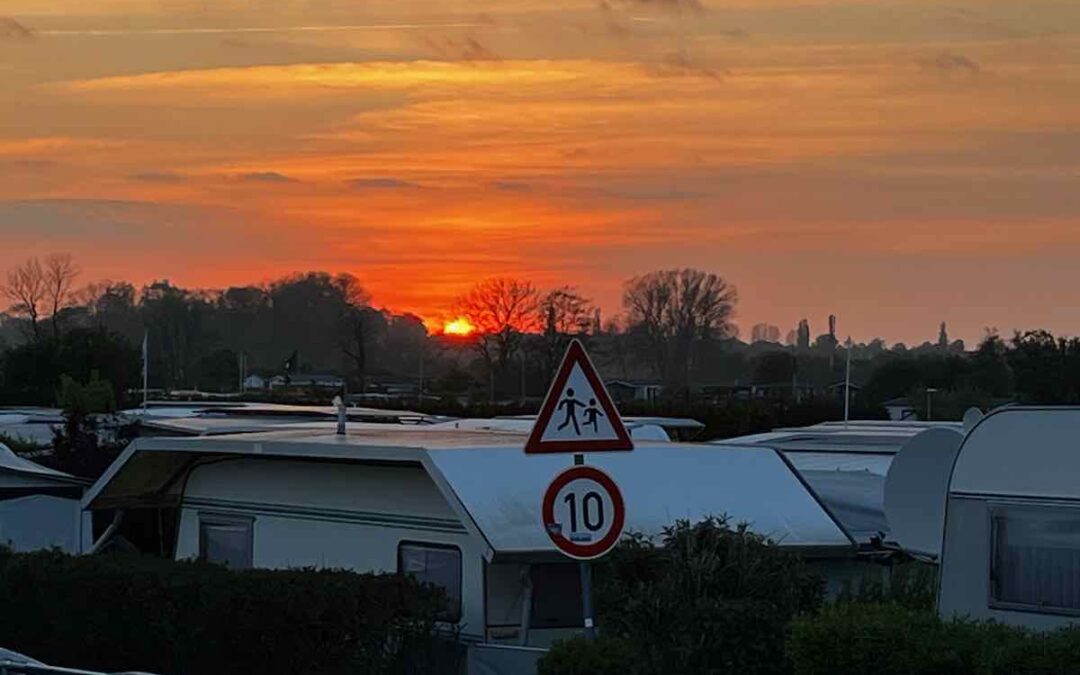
[
  {"left": 0, "top": 549, "right": 461, "bottom": 675},
  {"left": 536, "top": 636, "right": 636, "bottom": 675},
  {"left": 789, "top": 602, "right": 1080, "bottom": 675},
  {"left": 541, "top": 517, "right": 824, "bottom": 675}
]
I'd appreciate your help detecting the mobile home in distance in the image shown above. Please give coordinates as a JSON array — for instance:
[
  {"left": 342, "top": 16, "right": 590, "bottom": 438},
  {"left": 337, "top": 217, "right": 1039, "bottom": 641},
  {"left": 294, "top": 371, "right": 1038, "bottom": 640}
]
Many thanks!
[
  {"left": 939, "top": 407, "right": 1080, "bottom": 629},
  {"left": 83, "top": 425, "right": 856, "bottom": 662}
]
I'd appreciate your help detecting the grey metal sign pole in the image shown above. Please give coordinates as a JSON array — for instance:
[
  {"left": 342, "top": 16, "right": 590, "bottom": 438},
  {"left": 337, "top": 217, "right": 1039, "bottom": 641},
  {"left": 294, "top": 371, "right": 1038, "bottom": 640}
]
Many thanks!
[{"left": 573, "top": 452, "right": 597, "bottom": 640}]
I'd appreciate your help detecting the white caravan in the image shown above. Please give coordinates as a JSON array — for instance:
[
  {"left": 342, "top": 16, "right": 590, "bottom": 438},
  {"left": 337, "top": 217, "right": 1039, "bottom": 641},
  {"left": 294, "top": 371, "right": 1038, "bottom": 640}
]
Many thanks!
[
  {"left": 938, "top": 407, "right": 1080, "bottom": 629},
  {"left": 83, "top": 425, "right": 855, "bottom": 649},
  {"left": 0, "top": 442, "right": 89, "bottom": 553}
]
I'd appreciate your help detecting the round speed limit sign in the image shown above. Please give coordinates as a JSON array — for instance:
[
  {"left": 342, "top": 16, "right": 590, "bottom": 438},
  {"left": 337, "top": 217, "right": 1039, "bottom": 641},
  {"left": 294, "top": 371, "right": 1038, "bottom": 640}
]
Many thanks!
[{"left": 542, "top": 465, "right": 626, "bottom": 560}]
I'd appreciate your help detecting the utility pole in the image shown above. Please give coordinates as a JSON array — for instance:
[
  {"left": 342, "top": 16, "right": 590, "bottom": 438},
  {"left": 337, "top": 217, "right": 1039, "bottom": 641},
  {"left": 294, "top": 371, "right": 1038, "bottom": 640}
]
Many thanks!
[
  {"left": 238, "top": 351, "right": 246, "bottom": 394},
  {"left": 418, "top": 343, "right": 425, "bottom": 400},
  {"left": 142, "top": 330, "right": 149, "bottom": 411},
  {"left": 844, "top": 337, "right": 852, "bottom": 426}
]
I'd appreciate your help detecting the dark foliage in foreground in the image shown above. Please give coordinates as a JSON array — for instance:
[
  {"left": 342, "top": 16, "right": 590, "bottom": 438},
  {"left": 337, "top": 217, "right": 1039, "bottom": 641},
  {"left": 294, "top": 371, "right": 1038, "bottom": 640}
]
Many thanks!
[
  {"left": 789, "top": 602, "right": 1080, "bottom": 675},
  {"left": 0, "top": 550, "right": 461, "bottom": 675},
  {"left": 542, "top": 517, "right": 824, "bottom": 675}
]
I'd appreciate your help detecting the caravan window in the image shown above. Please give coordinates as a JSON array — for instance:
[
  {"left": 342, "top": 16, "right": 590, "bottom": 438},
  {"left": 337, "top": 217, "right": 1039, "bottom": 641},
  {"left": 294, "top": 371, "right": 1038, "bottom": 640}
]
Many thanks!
[
  {"left": 399, "top": 542, "right": 462, "bottom": 621},
  {"left": 198, "top": 514, "right": 253, "bottom": 570},
  {"left": 991, "top": 505, "right": 1080, "bottom": 614}
]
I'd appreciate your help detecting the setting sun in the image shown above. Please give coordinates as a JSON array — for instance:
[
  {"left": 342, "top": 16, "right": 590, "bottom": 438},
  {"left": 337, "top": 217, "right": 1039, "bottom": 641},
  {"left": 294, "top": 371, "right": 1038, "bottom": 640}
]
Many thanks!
[{"left": 442, "top": 317, "right": 476, "bottom": 336}]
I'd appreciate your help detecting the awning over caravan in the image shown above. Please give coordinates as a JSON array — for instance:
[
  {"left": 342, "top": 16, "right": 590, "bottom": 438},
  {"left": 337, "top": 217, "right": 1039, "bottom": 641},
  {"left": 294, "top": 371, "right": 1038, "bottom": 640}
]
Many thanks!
[
  {"left": 710, "top": 421, "right": 963, "bottom": 544},
  {"left": 0, "top": 443, "right": 87, "bottom": 491}
]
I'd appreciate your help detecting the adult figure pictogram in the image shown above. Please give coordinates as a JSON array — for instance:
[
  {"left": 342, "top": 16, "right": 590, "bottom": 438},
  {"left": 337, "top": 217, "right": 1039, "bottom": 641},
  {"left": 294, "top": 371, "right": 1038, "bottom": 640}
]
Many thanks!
[{"left": 557, "top": 388, "right": 585, "bottom": 435}]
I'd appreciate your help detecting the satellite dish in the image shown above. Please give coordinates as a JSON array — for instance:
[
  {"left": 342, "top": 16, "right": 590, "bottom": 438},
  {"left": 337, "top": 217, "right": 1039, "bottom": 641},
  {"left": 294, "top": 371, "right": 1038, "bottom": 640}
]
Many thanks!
[
  {"left": 962, "top": 407, "right": 984, "bottom": 434},
  {"left": 884, "top": 427, "right": 963, "bottom": 558}
]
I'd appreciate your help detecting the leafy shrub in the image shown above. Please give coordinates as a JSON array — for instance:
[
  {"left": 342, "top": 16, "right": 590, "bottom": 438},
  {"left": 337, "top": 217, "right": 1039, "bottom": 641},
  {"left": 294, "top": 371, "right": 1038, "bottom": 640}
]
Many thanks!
[
  {"left": 538, "top": 636, "right": 636, "bottom": 675},
  {"left": 584, "top": 517, "right": 824, "bottom": 675},
  {"left": 0, "top": 549, "right": 460, "bottom": 675},
  {"left": 790, "top": 602, "right": 973, "bottom": 675},
  {"left": 0, "top": 327, "right": 140, "bottom": 407},
  {"left": 788, "top": 602, "right": 1080, "bottom": 675}
]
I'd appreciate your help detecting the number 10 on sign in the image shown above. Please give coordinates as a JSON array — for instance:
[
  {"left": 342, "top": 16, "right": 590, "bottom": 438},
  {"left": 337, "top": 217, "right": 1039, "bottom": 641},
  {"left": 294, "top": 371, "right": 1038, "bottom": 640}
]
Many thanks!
[{"left": 542, "top": 465, "right": 626, "bottom": 560}]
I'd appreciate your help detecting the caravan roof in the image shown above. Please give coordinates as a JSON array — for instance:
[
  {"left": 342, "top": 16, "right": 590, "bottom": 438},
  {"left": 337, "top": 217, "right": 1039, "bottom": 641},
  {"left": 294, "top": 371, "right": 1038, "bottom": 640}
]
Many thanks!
[
  {"left": 950, "top": 406, "right": 1080, "bottom": 500},
  {"left": 84, "top": 427, "right": 854, "bottom": 556},
  {"left": 123, "top": 401, "right": 430, "bottom": 424},
  {"left": 0, "top": 442, "right": 86, "bottom": 487}
]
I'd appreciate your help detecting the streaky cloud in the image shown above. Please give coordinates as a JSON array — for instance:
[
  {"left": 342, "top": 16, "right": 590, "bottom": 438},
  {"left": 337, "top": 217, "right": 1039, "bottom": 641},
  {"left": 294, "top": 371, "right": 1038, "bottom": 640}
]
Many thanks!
[
  {"left": 0, "top": 16, "right": 33, "bottom": 40},
  {"left": 238, "top": 171, "right": 296, "bottom": 183},
  {"left": 347, "top": 178, "right": 421, "bottom": 190}
]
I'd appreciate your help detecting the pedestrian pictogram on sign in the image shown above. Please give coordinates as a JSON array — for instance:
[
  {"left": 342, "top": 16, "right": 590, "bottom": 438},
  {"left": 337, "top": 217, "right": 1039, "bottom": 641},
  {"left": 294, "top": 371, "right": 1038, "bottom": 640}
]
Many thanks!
[
  {"left": 541, "top": 465, "right": 626, "bottom": 560},
  {"left": 524, "top": 339, "right": 633, "bottom": 454}
]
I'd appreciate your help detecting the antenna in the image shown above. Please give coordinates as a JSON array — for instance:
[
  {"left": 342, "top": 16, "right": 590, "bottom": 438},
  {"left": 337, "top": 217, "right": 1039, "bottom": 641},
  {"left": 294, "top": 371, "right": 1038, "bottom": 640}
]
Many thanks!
[
  {"left": 333, "top": 395, "right": 346, "bottom": 436},
  {"left": 883, "top": 427, "right": 963, "bottom": 558}
]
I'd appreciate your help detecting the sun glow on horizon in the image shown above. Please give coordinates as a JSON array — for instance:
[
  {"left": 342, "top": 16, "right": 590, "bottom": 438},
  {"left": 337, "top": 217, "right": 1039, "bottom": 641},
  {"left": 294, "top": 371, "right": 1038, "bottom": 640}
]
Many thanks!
[{"left": 442, "top": 317, "right": 475, "bottom": 336}]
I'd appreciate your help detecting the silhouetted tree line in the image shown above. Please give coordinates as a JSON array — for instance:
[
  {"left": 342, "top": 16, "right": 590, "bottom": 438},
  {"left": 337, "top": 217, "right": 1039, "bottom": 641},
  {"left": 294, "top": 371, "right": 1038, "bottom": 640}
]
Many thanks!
[{"left": 2, "top": 255, "right": 1078, "bottom": 419}]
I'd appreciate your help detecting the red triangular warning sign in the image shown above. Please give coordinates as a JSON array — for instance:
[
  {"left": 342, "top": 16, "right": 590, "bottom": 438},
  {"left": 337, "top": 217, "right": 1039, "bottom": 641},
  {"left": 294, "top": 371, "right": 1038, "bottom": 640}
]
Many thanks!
[{"left": 525, "top": 339, "right": 633, "bottom": 454}]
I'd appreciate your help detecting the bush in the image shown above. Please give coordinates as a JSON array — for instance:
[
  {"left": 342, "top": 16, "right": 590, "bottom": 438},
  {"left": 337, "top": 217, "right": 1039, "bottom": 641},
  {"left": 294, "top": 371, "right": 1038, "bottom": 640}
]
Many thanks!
[
  {"left": 0, "top": 549, "right": 461, "bottom": 675},
  {"left": 538, "top": 636, "right": 636, "bottom": 675},
  {"left": 587, "top": 517, "right": 823, "bottom": 675},
  {"left": 0, "top": 327, "right": 140, "bottom": 407},
  {"left": 788, "top": 602, "right": 1080, "bottom": 675}
]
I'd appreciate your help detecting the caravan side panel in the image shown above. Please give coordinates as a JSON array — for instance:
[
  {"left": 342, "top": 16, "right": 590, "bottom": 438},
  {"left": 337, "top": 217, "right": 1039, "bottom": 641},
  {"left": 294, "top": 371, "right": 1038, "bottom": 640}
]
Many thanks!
[
  {"left": 174, "top": 458, "right": 486, "bottom": 639},
  {"left": 0, "top": 495, "right": 83, "bottom": 553}
]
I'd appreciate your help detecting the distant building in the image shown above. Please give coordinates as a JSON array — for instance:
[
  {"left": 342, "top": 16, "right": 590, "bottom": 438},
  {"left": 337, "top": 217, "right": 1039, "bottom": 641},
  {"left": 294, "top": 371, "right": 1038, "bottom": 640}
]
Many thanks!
[
  {"left": 697, "top": 384, "right": 753, "bottom": 403},
  {"left": 751, "top": 323, "right": 781, "bottom": 344},
  {"left": 750, "top": 382, "right": 818, "bottom": 403},
  {"left": 351, "top": 380, "right": 421, "bottom": 401},
  {"left": 243, "top": 375, "right": 267, "bottom": 391},
  {"left": 826, "top": 381, "right": 862, "bottom": 405},
  {"left": 883, "top": 397, "right": 917, "bottom": 421},
  {"left": 606, "top": 380, "right": 664, "bottom": 404},
  {"left": 269, "top": 374, "right": 344, "bottom": 390}
]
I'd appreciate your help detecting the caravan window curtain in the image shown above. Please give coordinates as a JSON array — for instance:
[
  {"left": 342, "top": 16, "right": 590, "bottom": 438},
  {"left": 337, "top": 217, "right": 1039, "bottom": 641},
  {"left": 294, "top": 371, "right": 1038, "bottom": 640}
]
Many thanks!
[
  {"left": 199, "top": 515, "right": 253, "bottom": 570},
  {"left": 992, "top": 504, "right": 1080, "bottom": 613},
  {"left": 398, "top": 542, "right": 462, "bottom": 621}
]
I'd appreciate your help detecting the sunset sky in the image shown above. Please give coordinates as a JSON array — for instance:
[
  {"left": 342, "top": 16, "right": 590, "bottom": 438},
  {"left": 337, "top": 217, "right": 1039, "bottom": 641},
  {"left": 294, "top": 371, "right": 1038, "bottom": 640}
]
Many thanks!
[{"left": 2, "top": 0, "right": 1079, "bottom": 343}]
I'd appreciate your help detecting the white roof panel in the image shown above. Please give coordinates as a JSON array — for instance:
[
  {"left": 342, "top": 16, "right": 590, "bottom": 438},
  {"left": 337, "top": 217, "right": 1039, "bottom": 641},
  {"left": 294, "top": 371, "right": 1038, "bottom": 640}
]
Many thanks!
[
  {"left": 785, "top": 452, "right": 893, "bottom": 476},
  {"left": 0, "top": 443, "right": 80, "bottom": 481}
]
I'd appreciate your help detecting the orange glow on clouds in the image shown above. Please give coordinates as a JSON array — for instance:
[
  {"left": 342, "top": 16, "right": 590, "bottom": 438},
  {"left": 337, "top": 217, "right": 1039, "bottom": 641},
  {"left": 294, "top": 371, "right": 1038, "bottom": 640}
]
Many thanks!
[{"left": 4, "top": 0, "right": 1080, "bottom": 344}]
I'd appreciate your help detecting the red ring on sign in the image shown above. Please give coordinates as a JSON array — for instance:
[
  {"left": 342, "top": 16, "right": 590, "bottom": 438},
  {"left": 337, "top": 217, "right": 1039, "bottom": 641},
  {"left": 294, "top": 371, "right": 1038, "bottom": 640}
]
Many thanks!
[{"left": 541, "top": 465, "right": 625, "bottom": 560}]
